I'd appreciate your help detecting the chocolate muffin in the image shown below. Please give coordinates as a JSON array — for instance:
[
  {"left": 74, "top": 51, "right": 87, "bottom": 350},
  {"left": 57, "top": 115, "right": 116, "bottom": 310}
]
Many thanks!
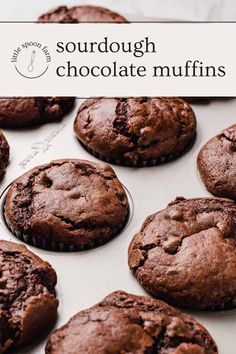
[
  {"left": 74, "top": 97, "right": 197, "bottom": 167},
  {"left": 45, "top": 291, "right": 217, "bottom": 354},
  {"left": 128, "top": 197, "right": 236, "bottom": 310},
  {"left": 4, "top": 159, "right": 129, "bottom": 251},
  {"left": 0, "top": 240, "right": 58, "bottom": 353},
  {"left": 0, "top": 97, "right": 75, "bottom": 128},
  {"left": 198, "top": 124, "right": 236, "bottom": 201},
  {"left": 0, "top": 130, "right": 9, "bottom": 176},
  {"left": 38, "top": 5, "right": 127, "bottom": 23}
]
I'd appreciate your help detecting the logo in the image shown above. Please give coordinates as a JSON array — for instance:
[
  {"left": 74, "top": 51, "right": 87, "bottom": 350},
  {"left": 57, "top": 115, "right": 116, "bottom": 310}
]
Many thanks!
[{"left": 11, "top": 41, "right": 51, "bottom": 79}]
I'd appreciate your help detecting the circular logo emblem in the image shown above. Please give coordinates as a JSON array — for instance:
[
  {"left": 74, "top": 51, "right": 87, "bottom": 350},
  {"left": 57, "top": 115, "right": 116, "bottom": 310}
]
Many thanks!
[{"left": 11, "top": 41, "right": 51, "bottom": 79}]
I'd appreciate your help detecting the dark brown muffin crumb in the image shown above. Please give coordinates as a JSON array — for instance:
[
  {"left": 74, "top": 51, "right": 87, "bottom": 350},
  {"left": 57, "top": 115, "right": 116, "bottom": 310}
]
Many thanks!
[
  {"left": 0, "top": 130, "right": 9, "bottom": 176},
  {"left": 0, "top": 240, "right": 58, "bottom": 352},
  {"left": 74, "top": 97, "right": 197, "bottom": 167},
  {"left": 0, "top": 97, "right": 75, "bottom": 127}
]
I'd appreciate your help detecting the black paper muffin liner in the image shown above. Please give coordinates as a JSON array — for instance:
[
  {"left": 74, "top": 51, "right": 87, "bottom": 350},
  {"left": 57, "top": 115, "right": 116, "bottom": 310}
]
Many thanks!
[
  {"left": 139, "top": 285, "right": 236, "bottom": 312},
  {"left": 1, "top": 184, "right": 133, "bottom": 252},
  {"left": 77, "top": 133, "right": 197, "bottom": 167},
  {"left": 138, "top": 282, "right": 236, "bottom": 312},
  {"left": 205, "top": 299, "right": 236, "bottom": 311}
]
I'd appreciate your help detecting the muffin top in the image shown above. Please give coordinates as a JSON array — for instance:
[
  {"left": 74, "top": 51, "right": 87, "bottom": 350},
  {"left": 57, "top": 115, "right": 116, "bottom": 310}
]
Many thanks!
[
  {"left": 5, "top": 159, "right": 128, "bottom": 249},
  {"left": 0, "top": 240, "right": 58, "bottom": 352},
  {"left": 74, "top": 97, "right": 197, "bottom": 166},
  {"left": 128, "top": 197, "right": 236, "bottom": 309},
  {"left": 0, "top": 130, "right": 9, "bottom": 175},
  {"left": 46, "top": 291, "right": 217, "bottom": 354},
  {"left": 0, "top": 97, "right": 75, "bottom": 127},
  {"left": 38, "top": 5, "right": 127, "bottom": 23},
  {"left": 198, "top": 124, "right": 236, "bottom": 200}
]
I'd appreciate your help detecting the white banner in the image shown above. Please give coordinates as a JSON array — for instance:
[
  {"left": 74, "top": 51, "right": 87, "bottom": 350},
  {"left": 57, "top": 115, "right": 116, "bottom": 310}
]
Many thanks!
[{"left": 0, "top": 23, "right": 235, "bottom": 96}]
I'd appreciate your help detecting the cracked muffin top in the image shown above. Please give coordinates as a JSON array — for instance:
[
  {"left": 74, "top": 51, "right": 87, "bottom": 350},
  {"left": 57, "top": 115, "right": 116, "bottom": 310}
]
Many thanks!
[
  {"left": 0, "top": 240, "right": 58, "bottom": 353},
  {"left": 0, "top": 97, "right": 75, "bottom": 127},
  {"left": 198, "top": 124, "right": 236, "bottom": 201},
  {"left": 38, "top": 5, "right": 127, "bottom": 23},
  {"left": 45, "top": 290, "right": 217, "bottom": 354},
  {"left": 74, "top": 98, "right": 197, "bottom": 167},
  {"left": 4, "top": 159, "right": 128, "bottom": 250},
  {"left": 128, "top": 197, "right": 236, "bottom": 309},
  {"left": 0, "top": 130, "right": 9, "bottom": 176}
]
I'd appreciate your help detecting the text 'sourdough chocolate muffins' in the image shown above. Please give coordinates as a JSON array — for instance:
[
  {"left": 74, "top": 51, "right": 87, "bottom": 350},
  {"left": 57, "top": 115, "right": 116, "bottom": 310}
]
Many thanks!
[
  {"left": 4, "top": 159, "right": 129, "bottom": 251},
  {"left": 38, "top": 5, "right": 127, "bottom": 23},
  {"left": 0, "top": 97, "right": 75, "bottom": 127},
  {"left": 45, "top": 291, "right": 217, "bottom": 354},
  {"left": 0, "top": 240, "right": 58, "bottom": 353},
  {"left": 198, "top": 124, "right": 236, "bottom": 201},
  {"left": 74, "top": 97, "right": 197, "bottom": 167},
  {"left": 0, "top": 130, "right": 9, "bottom": 175},
  {"left": 128, "top": 197, "right": 236, "bottom": 310}
]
